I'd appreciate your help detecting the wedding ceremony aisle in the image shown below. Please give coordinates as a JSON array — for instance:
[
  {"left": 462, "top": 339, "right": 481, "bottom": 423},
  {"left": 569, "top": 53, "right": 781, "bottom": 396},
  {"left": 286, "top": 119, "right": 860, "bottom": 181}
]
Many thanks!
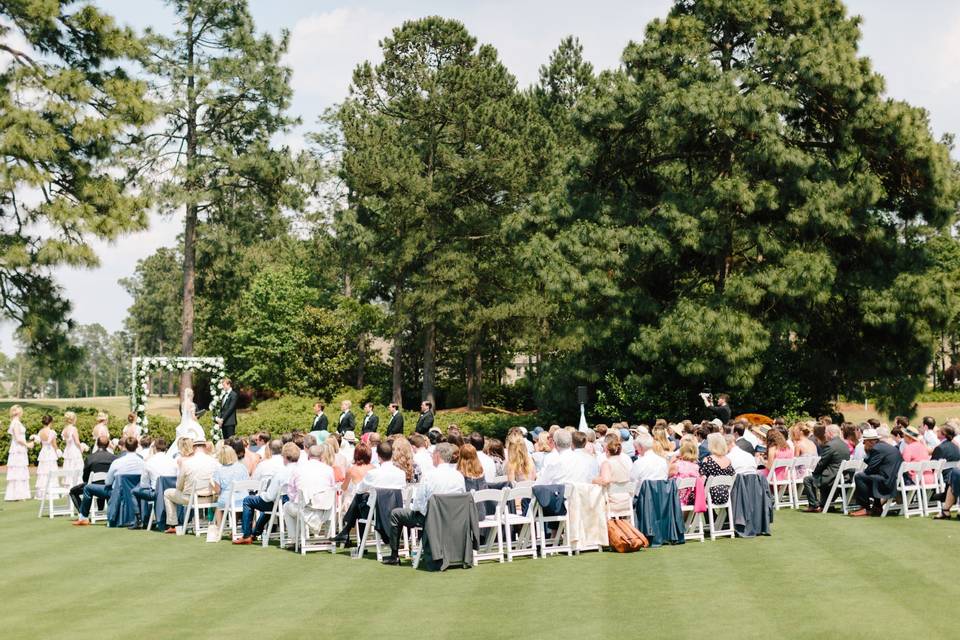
[{"left": 1, "top": 476, "right": 956, "bottom": 640}]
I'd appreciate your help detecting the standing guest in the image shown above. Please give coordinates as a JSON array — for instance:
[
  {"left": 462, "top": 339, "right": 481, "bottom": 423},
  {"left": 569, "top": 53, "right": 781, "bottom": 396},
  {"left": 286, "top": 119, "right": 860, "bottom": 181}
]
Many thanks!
[
  {"left": 458, "top": 444, "right": 487, "bottom": 491},
  {"left": 921, "top": 416, "right": 940, "bottom": 450},
  {"left": 337, "top": 400, "right": 356, "bottom": 434},
  {"left": 764, "top": 429, "right": 795, "bottom": 481},
  {"left": 5, "top": 405, "right": 32, "bottom": 501},
  {"left": 506, "top": 437, "right": 537, "bottom": 483},
  {"left": 216, "top": 378, "right": 238, "bottom": 440},
  {"left": 629, "top": 433, "right": 669, "bottom": 487},
  {"left": 35, "top": 415, "right": 59, "bottom": 500},
  {"left": 361, "top": 402, "right": 379, "bottom": 434},
  {"left": 73, "top": 437, "right": 143, "bottom": 526},
  {"left": 61, "top": 411, "right": 84, "bottom": 487},
  {"left": 92, "top": 412, "right": 110, "bottom": 450},
  {"left": 699, "top": 433, "right": 736, "bottom": 505},
  {"left": 121, "top": 413, "right": 140, "bottom": 441},
  {"left": 386, "top": 403, "right": 404, "bottom": 436},
  {"left": 211, "top": 445, "right": 252, "bottom": 532},
  {"left": 131, "top": 437, "right": 177, "bottom": 529},
  {"left": 701, "top": 392, "right": 732, "bottom": 424},
  {"left": 310, "top": 402, "right": 328, "bottom": 434},
  {"left": 802, "top": 424, "right": 850, "bottom": 513},
  {"left": 668, "top": 437, "right": 702, "bottom": 504},
  {"left": 69, "top": 436, "right": 116, "bottom": 513},
  {"left": 163, "top": 437, "right": 219, "bottom": 533},
  {"left": 850, "top": 429, "right": 903, "bottom": 517},
  {"left": 234, "top": 442, "right": 298, "bottom": 544},
  {"left": 901, "top": 427, "right": 932, "bottom": 484},
  {"left": 382, "top": 443, "right": 465, "bottom": 565},
  {"left": 414, "top": 401, "right": 434, "bottom": 435}
]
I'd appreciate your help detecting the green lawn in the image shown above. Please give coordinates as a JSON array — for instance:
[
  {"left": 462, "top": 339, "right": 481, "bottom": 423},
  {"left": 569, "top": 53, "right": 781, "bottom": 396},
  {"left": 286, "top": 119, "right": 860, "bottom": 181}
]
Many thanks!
[{"left": 2, "top": 477, "right": 959, "bottom": 640}]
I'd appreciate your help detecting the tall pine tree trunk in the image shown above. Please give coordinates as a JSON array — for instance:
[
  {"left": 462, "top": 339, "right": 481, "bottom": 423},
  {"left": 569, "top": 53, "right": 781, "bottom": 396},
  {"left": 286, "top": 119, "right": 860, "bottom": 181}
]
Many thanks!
[
  {"left": 392, "top": 288, "right": 403, "bottom": 406},
  {"left": 421, "top": 322, "right": 436, "bottom": 405},
  {"left": 180, "top": 9, "right": 198, "bottom": 391},
  {"left": 466, "top": 348, "right": 482, "bottom": 410},
  {"left": 356, "top": 334, "right": 366, "bottom": 389}
]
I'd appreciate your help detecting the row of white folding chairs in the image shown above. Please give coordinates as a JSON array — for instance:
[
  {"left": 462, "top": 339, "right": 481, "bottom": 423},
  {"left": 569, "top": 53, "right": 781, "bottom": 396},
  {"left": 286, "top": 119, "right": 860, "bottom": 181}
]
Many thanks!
[
  {"left": 676, "top": 475, "right": 736, "bottom": 541},
  {"left": 881, "top": 459, "right": 947, "bottom": 518},
  {"left": 767, "top": 456, "right": 820, "bottom": 510},
  {"left": 37, "top": 470, "right": 108, "bottom": 523}
]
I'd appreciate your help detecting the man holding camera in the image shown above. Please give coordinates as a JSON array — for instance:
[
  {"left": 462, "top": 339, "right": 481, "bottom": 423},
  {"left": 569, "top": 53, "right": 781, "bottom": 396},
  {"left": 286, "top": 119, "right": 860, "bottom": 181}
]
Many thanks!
[{"left": 700, "top": 391, "right": 732, "bottom": 424}]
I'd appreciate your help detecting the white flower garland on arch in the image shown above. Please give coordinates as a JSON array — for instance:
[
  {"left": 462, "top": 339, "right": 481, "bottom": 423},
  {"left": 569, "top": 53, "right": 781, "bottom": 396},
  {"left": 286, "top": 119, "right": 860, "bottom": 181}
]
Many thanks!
[{"left": 130, "top": 356, "right": 227, "bottom": 438}]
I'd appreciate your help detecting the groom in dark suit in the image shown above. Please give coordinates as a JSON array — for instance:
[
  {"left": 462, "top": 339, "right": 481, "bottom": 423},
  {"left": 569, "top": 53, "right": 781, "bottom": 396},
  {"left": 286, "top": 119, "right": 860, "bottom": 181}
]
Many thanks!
[
  {"left": 361, "top": 402, "right": 379, "bottom": 434},
  {"left": 217, "top": 378, "right": 238, "bottom": 439},
  {"left": 311, "top": 402, "right": 328, "bottom": 433},
  {"left": 386, "top": 403, "right": 404, "bottom": 436}
]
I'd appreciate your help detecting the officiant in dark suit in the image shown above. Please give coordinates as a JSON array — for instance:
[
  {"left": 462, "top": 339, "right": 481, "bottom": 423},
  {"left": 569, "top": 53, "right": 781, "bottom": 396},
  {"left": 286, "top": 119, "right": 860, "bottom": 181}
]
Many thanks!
[
  {"left": 337, "top": 400, "right": 356, "bottom": 434},
  {"left": 217, "top": 378, "right": 238, "bottom": 439},
  {"left": 361, "top": 402, "right": 379, "bottom": 434},
  {"left": 386, "top": 403, "right": 404, "bottom": 436},
  {"left": 311, "top": 402, "right": 328, "bottom": 433},
  {"left": 415, "top": 401, "right": 434, "bottom": 435}
]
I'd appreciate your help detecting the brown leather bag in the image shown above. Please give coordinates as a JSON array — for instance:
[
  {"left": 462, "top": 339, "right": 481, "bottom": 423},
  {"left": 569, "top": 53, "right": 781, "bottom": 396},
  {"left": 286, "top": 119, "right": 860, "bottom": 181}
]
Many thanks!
[{"left": 607, "top": 518, "right": 648, "bottom": 552}]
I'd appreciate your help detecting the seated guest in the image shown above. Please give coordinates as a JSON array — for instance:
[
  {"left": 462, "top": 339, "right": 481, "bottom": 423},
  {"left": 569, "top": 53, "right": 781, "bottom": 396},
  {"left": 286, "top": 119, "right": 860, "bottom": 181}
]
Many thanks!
[
  {"left": 535, "top": 429, "right": 581, "bottom": 485},
  {"left": 252, "top": 439, "right": 285, "bottom": 488},
  {"left": 900, "top": 426, "right": 932, "bottom": 484},
  {"left": 921, "top": 416, "right": 940, "bottom": 450},
  {"left": 230, "top": 437, "right": 259, "bottom": 476},
  {"left": 249, "top": 431, "right": 270, "bottom": 458},
  {"left": 483, "top": 438, "right": 506, "bottom": 478},
  {"left": 695, "top": 425, "right": 711, "bottom": 462},
  {"left": 933, "top": 425, "right": 960, "bottom": 465},
  {"left": 131, "top": 437, "right": 177, "bottom": 529},
  {"left": 725, "top": 434, "right": 759, "bottom": 475},
  {"left": 469, "top": 432, "right": 497, "bottom": 481},
  {"left": 334, "top": 442, "right": 406, "bottom": 547},
  {"left": 163, "top": 437, "right": 219, "bottom": 533},
  {"left": 791, "top": 422, "right": 818, "bottom": 457},
  {"left": 629, "top": 433, "right": 668, "bottom": 487},
  {"left": 764, "top": 429, "right": 794, "bottom": 481},
  {"left": 667, "top": 437, "right": 700, "bottom": 504},
  {"left": 211, "top": 444, "right": 251, "bottom": 532},
  {"left": 69, "top": 436, "right": 116, "bottom": 514},
  {"left": 283, "top": 444, "right": 336, "bottom": 537},
  {"left": 382, "top": 443, "right": 465, "bottom": 565},
  {"left": 699, "top": 433, "right": 735, "bottom": 505},
  {"left": 390, "top": 436, "right": 417, "bottom": 484},
  {"left": 841, "top": 424, "right": 859, "bottom": 456},
  {"left": 73, "top": 437, "right": 143, "bottom": 526},
  {"left": 234, "top": 442, "right": 299, "bottom": 544},
  {"left": 802, "top": 425, "right": 850, "bottom": 513},
  {"left": 532, "top": 432, "right": 552, "bottom": 471},
  {"left": 593, "top": 436, "right": 632, "bottom": 511},
  {"left": 341, "top": 442, "right": 374, "bottom": 509},
  {"left": 506, "top": 436, "right": 537, "bottom": 483},
  {"left": 733, "top": 422, "right": 756, "bottom": 455},
  {"left": 569, "top": 431, "right": 600, "bottom": 482},
  {"left": 457, "top": 444, "right": 487, "bottom": 491},
  {"left": 319, "top": 441, "right": 345, "bottom": 483},
  {"left": 850, "top": 428, "right": 903, "bottom": 517},
  {"left": 138, "top": 435, "right": 154, "bottom": 461},
  {"left": 409, "top": 434, "right": 434, "bottom": 476}
]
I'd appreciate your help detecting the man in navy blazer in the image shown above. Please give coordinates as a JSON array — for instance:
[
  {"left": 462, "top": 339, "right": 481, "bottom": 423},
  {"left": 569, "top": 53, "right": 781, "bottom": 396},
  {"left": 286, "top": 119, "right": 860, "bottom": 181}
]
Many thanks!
[{"left": 850, "top": 428, "right": 903, "bottom": 517}]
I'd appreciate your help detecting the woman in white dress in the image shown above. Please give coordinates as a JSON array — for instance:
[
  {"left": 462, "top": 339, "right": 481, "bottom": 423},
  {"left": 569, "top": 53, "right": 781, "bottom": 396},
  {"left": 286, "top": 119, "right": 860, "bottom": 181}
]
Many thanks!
[
  {"left": 61, "top": 411, "right": 84, "bottom": 486},
  {"left": 35, "top": 415, "right": 59, "bottom": 500},
  {"left": 173, "top": 388, "right": 205, "bottom": 455},
  {"left": 92, "top": 412, "right": 110, "bottom": 451},
  {"left": 5, "top": 405, "right": 31, "bottom": 501}
]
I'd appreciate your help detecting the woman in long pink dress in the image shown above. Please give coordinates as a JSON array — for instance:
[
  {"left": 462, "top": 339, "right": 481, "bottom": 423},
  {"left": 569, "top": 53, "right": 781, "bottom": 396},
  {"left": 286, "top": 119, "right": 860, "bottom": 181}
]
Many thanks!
[
  {"left": 34, "top": 415, "right": 59, "bottom": 500},
  {"left": 5, "top": 405, "right": 31, "bottom": 501}
]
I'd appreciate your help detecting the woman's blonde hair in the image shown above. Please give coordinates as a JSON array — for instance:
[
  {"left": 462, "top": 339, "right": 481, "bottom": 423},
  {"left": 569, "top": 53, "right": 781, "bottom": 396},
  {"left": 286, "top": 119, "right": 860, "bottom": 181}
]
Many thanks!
[
  {"left": 391, "top": 436, "right": 415, "bottom": 482},
  {"left": 326, "top": 435, "right": 340, "bottom": 454},
  {"left": 457, "top": 444, "right": 484, "bottom": 479},
  {"left": 678, "top": 436, "right": 698, "bottom": 462},
  {"left": 64, "top": 411, "right": 77, "bottom": 425},
  {"left": 95, "top": 411, "right": 108, "bottom": 423},
  {"left": 320, "top": 441, "right": 337, "bottom": 467},
  {"left": 706, "top": 432, "right": 728, "bottom": 457},
  {"left": 178, "top": 438, "right": 194, "bottom": 457},
  {"left": 534, "top": 432, "right": 550, "bottom": 452},
  {"left": 790, "top": 421, "right": 811, "bottom": 442},
  {"left": 9, "top": 404, "right": 23, "bottom": 418},
  {"left": 506, "top": 438, "right": 534, "bottom": 481},
  {"left": 217, "top": 445, "right": 238, "bottom": 465}
]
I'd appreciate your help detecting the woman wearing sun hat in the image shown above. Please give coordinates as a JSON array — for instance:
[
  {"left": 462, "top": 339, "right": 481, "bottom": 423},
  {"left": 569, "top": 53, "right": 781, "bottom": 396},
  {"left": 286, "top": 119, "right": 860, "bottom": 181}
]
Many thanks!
[{"left": 901, "top": 426, "right": 932, "bottom": 485}]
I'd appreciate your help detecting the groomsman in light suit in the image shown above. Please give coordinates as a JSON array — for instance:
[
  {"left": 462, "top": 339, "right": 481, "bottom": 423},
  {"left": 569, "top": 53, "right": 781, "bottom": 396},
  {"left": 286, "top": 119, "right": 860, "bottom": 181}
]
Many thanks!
[
  {"left": 415, "top": 401, "right": 434, "bottom": 435},
  {"left": 386, "top": 403, "right": 404, "bottom": 436},
  {"left": 337, "top": 400, "right": 356, "bottom": 435},
  {"left": 311, "top": 402, "right": 328, "bottom": 433},
  {"left": 361, "top": 402, "right": 379, "bottom": 434}
]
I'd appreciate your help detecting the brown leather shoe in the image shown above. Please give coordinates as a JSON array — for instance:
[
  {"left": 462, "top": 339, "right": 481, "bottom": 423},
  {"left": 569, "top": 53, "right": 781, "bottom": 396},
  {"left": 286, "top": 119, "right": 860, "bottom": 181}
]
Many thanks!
[
  {"left": 72, "top": 519, "right": 91, "bottom": 526},
  {"left": 803, "top": 506, "right": 822, "bottom": 513},
  {"left": 849, "top": 509, "right": 870, "bottom": 517},
  {"left": 232, "top": 537, "right": 253, "bottom": 545},
  {"left": 164, "top": 526, "right": 178, "bottom": 534}
]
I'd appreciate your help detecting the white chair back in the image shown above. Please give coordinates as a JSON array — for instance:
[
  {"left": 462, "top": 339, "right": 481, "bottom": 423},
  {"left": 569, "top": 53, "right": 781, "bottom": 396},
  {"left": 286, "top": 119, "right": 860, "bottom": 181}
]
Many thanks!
[
  {"left": 705, "top": 475, "right": 735, "bottom": 540},
  {"left": 503, "top": 485, "right": 537, "bottom": 561},
  {"left": 473, "top": 489, "right": 505, "bottom": 564},
  {"left": 675, "top": 476, "right": 703, "bottom": 542}
]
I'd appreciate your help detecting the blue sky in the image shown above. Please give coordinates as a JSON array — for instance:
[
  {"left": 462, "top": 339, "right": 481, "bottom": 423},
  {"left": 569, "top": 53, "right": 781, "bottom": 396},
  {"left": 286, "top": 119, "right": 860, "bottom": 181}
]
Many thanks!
[{"left": 3, "top": 0, "right": 960, "bottom": 354}]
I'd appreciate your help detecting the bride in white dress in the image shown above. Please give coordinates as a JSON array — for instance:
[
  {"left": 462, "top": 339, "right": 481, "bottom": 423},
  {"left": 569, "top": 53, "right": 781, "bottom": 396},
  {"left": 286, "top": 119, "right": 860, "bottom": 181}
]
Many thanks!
[{"left": 173, "top": 388, "right": 205, "bottom": 454}]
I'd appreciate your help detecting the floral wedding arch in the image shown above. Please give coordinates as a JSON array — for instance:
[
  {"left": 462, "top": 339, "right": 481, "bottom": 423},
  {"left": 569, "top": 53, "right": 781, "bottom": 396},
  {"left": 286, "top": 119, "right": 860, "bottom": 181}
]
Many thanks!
[{"left": 130, "top": 356, "right": 227, "bottom": 434}]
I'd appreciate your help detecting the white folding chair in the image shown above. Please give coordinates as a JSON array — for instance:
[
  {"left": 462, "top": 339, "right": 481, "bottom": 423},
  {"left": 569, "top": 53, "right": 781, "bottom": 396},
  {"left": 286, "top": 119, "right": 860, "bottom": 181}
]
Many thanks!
[
  {"left": 881, "top": 462, "right": 924, "bottom": 518},
  {"left": 605, "top": 480, "right": 636, "bottom": 527},
  {"left": 791, "top": 456, "right": 819, "bottom": 507},
  {"left": 262, "top": 484, "right": 289, "bottom": 548},
  {"left": 534, "top": 484, "right": 572, "bottom": 557},
  {"left": 87, "top": 472, "right": 109, "bottom": 524},
  {"left": 217, "top": 480, "right": 260, "bottom": 541},
  {"left": 353, "top": 490, "right": 382, "bottom": 560},
  {"left": 918, "top": 459, "right": 943, "bottom": 516},
  {"left": 705, "top": 476, "right": 735, "bottom": 540},
  {"left": 37, "top": 469, "right": 75, "bottom": 519},
  {"left": 179, "top": 479, "right": 219, "bottom": 536},
  {"left": 676, "top": 477, "right": 703, "bottom": 542},
  {"left": 503, "top": 485, "right": 538, "bottom": 561},
  {"left": 821, "top": 459, "right": 864, "bottom": 514},
  {"left": 296, "top": 487, "right": 338, "bottom": 555},
  {"left": 768, "top": 459, "right": 796, "bottom": 510},
  {"left": 473, "top": 489, "right": 505, "bottom": 564},
  {"left": 512, "top": 480, "right": 535, "bottom": 490}
]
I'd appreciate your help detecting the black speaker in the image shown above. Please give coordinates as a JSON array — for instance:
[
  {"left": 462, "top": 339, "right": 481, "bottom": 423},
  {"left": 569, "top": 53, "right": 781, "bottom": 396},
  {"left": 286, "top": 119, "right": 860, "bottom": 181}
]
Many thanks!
[{"left": 577, "top": 386, "right": 587, "bottom": 405}]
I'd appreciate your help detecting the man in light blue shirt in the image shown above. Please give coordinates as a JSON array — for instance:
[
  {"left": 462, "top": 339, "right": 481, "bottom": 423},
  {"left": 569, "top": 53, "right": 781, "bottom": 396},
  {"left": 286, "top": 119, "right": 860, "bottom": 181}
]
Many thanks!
[{"left": 74, "top": 437, "right": 144, "bottom": 526}]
